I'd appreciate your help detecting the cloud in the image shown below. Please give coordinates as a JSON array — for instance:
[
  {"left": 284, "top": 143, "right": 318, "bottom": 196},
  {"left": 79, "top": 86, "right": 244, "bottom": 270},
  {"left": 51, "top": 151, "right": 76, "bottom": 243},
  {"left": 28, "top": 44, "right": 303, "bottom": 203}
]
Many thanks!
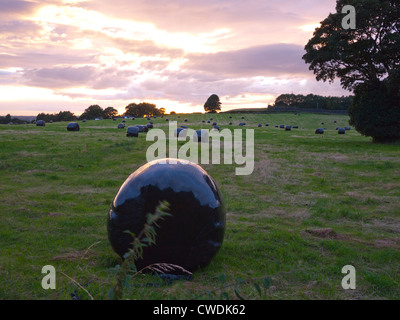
[{"left": 184, "top": 44, "right": 310, "bottom": 78}]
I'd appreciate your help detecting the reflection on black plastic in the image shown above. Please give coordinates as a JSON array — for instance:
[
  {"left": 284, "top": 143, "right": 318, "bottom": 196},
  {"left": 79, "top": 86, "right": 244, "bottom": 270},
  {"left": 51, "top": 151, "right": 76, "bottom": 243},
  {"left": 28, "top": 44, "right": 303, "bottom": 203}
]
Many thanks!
[{"left": 107, "top": 159, "right": 226, "bottom": 273}]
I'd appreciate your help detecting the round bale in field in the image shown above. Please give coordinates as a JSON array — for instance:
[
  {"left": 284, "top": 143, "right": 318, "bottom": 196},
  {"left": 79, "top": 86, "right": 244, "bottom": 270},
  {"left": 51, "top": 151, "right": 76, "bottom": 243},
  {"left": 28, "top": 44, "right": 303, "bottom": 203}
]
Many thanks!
[
  {"left": 315, "top": 128, "right": 324, "bottom": 134},
  {"left": 229, "top": 122, "right": 233, "bottom": 125},
  {"left": 147, "top": 123, "right": 153, "bottom": 129},
  {"left": 136, "top": 125, "right": 148, "bottom": 132},
  {"left": 212, "top": 125, "right": 220, "bottom": 131},
  {"left": 285, "top": 125, "right": 291, "bottom": 131},
  {"left": 67, "top": 122, "right": 80, "bottom": 131},
  {"left": 118, "top": 123, "right": 125, "bottom": 129},
  {"left": 107, "top": 159, "right": 226, "bottom": 273},
  {"left": 265, "top": 124, "right": 269, "bottom": 126},
  {"left": 258, "top": 124, "right": 262, "bottom": 127},
  {"left": 239, "top": 123, "right": 246, "bottom": 126},
  {"left": 280, "top": 124, "right": 284, "bottom": 129},
  {"left": 338, "top": 128, "right": 346, "bottom": 134},
  {"left": 36, "top": 120, "right": 45, "bottom": 126},
  {"left": 127, "top": 126, "right": 139, "bottom": 137},
  {"left": 193, "top": 129, "right": 208, "bottom": 143},
  {"left": 345, "top": 126, "right": 351, "bottom": 131},
  {"left": 174, "top": 127, "right": 186, "bottom": 137}
]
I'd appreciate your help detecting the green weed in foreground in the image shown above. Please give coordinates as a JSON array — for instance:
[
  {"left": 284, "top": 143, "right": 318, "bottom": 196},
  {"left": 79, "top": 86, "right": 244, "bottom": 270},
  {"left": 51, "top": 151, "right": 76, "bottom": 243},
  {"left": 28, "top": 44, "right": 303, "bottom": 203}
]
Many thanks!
[{"left": 0, "top": 113, "right": 399, "bottom": 300}]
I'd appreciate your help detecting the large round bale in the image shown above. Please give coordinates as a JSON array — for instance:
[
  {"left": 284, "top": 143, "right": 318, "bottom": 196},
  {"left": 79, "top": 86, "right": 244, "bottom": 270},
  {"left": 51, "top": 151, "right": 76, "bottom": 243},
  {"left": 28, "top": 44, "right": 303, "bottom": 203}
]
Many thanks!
[
  {"left": 212, "top": 122, "right": 217, "bottom": 126},
  {"left": 315, "top": 128, "right": 324, "bottom": 134},
  {"left": 107, "top": 159, "right": 226, "bottom": 273},
  {"left": 229, "top": 122, "right": 232, "bottom": 125},
  {"left": 36, "top": 120, "right": 45, "bottom": 127},
  {"left": 258, "top": 124, "right": 262, "bottom": 127},
  {"left": 212, "top": 125, "right": 220, "bottom": 131},
  {"left": 136, "top": 125, "right": 148, "bottom": 132},
  {"left": 174, "top": 127, "right": 185, "bottom": 137},
  {"left": 202, "top": 120, "right": 205, "bottom": 123},
  {"left": 193, "top": 129, "right": 209, "bottom": 143},
  {"left": 285, "top": 125, "right": 291, "bottom": 131},
  {"left": 229, "top": 116, "right": 232, "bottom": 119},
  {"left": 345, "top": 126, "right": 351, "bottom": 131},
  {"left": 265, "top": 124, "right": 269, "bottom": 127},
  {"left": 279, "top": 124, "right": 285, "bottom": 129},
  {"left": 127, "top": 126, "right": 139, "bottom": 137},
  {"left": 338, "top": 128, "right": 346, "bottom": 134},
  {"left": 184, "top": 119, "right": 188, "bottom": 122},
  {"left": 67, "top": 122, "right": 80, "bottom": 131},
  {"left": 118, "top": 123, "right": 125, "bottom": 129},
  {"left": 293, "top": 126, "right": 298, "bottom": 129},
  {"left": 239, "top": 123, "right": 246, "bottom": 126},
  {"left": 147, "top": 123, "right": 153, "bottom": 129}
]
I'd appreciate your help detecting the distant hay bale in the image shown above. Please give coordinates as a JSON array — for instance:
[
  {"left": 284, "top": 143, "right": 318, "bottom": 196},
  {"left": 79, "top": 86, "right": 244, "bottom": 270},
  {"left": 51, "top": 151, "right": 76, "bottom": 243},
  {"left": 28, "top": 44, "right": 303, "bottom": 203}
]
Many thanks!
[
  {"left": 67, "top": 122, "right": 80, "bottom": 131},
  {"left": 315, "top": 128, "right": 324, "bottom": 134},
  {"left": 36, "top": 120, "right": 45, "bottom": 127},
  {"left": 345, "top": 126, "right": 351, "bottom": 130},
  {"left": 193, "top": 129, "right": 209, "bottom": 143},
  {"left": 258, "top": 124, "right": 262, "bottom": 127},
  {"left": 127, "top": 126, "right": 139, "bottom": 137},
  {"left": 285, "top": 125, "right": 291, "bottom": 131},
  {"left": 118, "top": 123, "right": 125, "bottom": 129},
  {"left": 280, "top": 124, "right": 284, "bottom": 128},
  {"left": 338, "top": 128, "right": 346, "bottom": 134},
  {"left": 239, "top": 122, "right": 246, "bottom": 126}
]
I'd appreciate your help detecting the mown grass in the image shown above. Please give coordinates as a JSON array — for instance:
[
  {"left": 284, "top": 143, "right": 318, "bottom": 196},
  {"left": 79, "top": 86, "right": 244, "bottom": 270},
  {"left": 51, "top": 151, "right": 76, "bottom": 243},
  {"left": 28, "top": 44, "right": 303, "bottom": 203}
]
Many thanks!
[{"left": 0, "top": 113, "right": 399, "bottom": 300}]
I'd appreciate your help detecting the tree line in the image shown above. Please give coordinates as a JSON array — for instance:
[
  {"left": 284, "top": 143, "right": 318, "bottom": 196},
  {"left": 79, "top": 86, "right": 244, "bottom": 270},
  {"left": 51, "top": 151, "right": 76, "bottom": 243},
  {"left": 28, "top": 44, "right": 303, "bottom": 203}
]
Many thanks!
[
  {"left": 33, "top": 102, "right": 166, "bottom": 123},
  {"left": 273, "top": 94, "right": 353, "bottom": 110}
]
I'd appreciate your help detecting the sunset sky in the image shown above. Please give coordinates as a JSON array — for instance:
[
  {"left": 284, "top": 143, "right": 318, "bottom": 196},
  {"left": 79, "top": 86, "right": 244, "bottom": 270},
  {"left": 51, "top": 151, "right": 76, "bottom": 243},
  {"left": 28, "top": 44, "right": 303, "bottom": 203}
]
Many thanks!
[{"left": 0, "top": 0, "right": 349, "bottom": 116}]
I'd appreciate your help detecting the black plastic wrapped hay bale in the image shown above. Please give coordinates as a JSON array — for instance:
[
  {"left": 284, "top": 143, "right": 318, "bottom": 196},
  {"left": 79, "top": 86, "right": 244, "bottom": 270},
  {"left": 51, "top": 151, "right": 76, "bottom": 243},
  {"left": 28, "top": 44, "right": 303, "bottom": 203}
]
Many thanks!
[
  {"left": 285, "top": 125, "right": 291, "bottom": 131},
  {"left": 67, "top": 122, "right": 80, "bottom": 131},
  {"left": 229, "top": 116, "right": 232, "bottom": 119},
  {"left": 184, "top": 119, "right": 188, "bottom": 122},
  {"left": 82, "top": 119, "right": 87, "bottom": 122},
  {"left": 338, "top": 128, "right": 346, "bottom": 134},
  {"left": 136, "top": 125, "right": 148, "bottom": 133},
  {"left": 180, "top": 125, "right": 188, "bottom": 129},
  {"left": 207, "top": 120, "right": 210, "bottom": 124},
  {"left": 193, "top": 130, "right": 208, "bottom": 143},
  {"left": 315, "top": 128, "right": 324, "bottom": 134},
  {"left": 36, "top": 120, "right": 45, "bottom": 127},
  {"left": 127, "top": 126, "right": 139, "bottom": 137},
  {"left": 118, "top": 123, "right": 125, "bottom": 129},
  {"left": 212, "top": 125, "right": 220, "bottom": 131},
  {"left": 202, "top": 120, "right": 205, "bottom": 123},
  {"left": 229, "top": 122, "right": 232, "bottom": 125},
  {"left": 345, "top": 126, "right": 351, "bottom": 131},
  {"left": 265, "top": 124, "right": 269, "bottom": 127},
  {"left": 147, "top": 123, "right": 153, "bottom": 129},
  {"left": 293, "top": 126, "right": 298, "bottom": 129},
  {"left": 174, "top": 127, "right": 185, "bottom": 137},
  {"left": 107, "top": 159, "right": 226, "bottom": 273},
  {"left": 239, "top": 123, "right": 246, "bottom": 126},
  {"left": 280, "top": 124, "right": 284, "bottom": 129}
]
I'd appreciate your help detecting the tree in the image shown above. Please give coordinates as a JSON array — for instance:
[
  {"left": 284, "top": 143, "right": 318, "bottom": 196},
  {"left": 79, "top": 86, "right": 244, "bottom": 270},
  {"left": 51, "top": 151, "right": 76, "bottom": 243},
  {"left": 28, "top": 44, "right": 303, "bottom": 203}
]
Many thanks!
[
  {"left": 204, "top": 94, "right": 222, "bottom": 113},
  {"left": 79, "top": 105, "right": 104, "bottom": 120},
  {"left": 303, "top": 0, "right": 400, "bottom": 142},
  {"left": 103, "top": 107, "right": 119, "bottom": 119},
  {"left": 124, "top": 102, "right": 162, "bottom": 118}
]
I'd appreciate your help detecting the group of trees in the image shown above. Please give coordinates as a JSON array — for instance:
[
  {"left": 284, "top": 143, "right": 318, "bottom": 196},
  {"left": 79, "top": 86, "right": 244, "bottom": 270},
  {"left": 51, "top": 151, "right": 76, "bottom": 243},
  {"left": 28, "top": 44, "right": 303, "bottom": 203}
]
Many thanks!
[
  {"left": 124, "top": 102, "right": 166, "bottom": 118},
  {"left": 303, "top": 0, "right": 400, "bottom": 142},
  {"left": 274, "top": 94, "right": 353, "bottom": 110},
  {"left": 37, "top": 111, "right": 77, "bottom": 122},
  {"left": 0, "top": 114, "right": 26, "bottom": 124},
  {"left": 30, "top": 103, "right": 167, "bottom": 122}
]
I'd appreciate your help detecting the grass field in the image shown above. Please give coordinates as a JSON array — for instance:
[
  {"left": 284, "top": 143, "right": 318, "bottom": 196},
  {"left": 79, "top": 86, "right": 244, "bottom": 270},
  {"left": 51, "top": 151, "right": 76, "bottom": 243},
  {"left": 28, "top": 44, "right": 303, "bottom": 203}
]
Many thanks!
[{"left": 1, "top": 112, "right": 399, "bottom": 300}]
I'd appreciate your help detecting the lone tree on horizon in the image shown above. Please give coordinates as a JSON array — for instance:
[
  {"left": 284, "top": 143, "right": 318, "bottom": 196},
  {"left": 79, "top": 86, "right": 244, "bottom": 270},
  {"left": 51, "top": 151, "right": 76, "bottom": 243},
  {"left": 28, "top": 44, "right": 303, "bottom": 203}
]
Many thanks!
[
  {"left": 204, "top": 94, "right": 222, "bottom": 113},
  {"left": 303, "top": 0, "right": 400, "bottom": 143}
]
